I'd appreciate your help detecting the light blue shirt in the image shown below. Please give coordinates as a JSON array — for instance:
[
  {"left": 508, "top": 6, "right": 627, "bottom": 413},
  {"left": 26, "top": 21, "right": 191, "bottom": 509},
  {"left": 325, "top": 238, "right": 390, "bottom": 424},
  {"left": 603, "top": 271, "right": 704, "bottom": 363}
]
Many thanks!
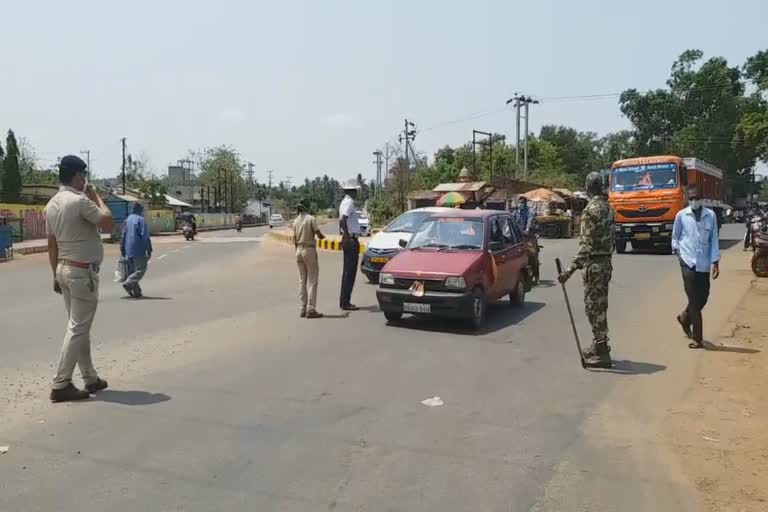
[{"left": 672, "top": 206, "right": 720, "bottom": 272}]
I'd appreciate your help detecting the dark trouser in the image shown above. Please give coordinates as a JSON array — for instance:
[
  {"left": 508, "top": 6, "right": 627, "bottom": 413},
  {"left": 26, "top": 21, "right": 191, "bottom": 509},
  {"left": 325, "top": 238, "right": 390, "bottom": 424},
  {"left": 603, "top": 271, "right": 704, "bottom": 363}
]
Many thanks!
[
  {"left": 745, "top": 223, "right": 752, "bottom": 249},
  {"left": 680, "top": 262, "right": 711, "bottom": 343},
  {"left": 340, "top": 238, "right": 360, "bottom": 307}
]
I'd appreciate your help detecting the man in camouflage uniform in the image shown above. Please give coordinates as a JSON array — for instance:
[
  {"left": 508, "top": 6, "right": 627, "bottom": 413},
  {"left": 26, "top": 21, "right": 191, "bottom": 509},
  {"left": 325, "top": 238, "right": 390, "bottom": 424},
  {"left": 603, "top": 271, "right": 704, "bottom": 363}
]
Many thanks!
[{"left": 558, "top": 171, "right": 615, "bottom": 368}]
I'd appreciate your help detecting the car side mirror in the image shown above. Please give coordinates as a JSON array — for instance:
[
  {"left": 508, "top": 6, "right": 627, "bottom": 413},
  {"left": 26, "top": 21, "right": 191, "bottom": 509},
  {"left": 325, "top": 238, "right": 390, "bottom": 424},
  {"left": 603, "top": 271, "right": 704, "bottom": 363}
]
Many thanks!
[
  {"left": 398, "top": 239, "right": 408, "bottom": 248},
  {"left": 488, "top": 241, "right": 503, "bottom": 252}
]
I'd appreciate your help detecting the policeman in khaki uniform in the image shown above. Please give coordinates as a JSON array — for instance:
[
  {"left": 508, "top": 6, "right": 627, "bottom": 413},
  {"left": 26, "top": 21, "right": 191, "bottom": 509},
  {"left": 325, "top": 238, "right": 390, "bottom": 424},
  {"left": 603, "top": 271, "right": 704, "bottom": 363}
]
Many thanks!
[
  {"left": 45, "top": 155, "right": 113, "bottom": 402},
  {"left": 559, "top": 171, "right": 615, "bottom": 368},
  {"left": 293, "top": 200, "right": 325, "bottom": 318}
]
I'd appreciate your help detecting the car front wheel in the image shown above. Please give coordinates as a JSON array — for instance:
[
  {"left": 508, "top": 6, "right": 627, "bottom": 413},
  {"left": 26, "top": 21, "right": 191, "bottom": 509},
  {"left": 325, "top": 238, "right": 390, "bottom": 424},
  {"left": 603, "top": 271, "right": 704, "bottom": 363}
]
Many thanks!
[{"left": 469, "top": 288, "right": 486, "bottom": 331}]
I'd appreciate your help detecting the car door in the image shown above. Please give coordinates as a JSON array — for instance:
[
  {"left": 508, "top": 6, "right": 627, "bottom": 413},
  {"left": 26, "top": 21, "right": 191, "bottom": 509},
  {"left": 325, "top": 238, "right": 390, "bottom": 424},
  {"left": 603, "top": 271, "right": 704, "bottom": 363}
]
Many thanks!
[{"left": 488, "top": 216, "right": 517, "bottom": 299}]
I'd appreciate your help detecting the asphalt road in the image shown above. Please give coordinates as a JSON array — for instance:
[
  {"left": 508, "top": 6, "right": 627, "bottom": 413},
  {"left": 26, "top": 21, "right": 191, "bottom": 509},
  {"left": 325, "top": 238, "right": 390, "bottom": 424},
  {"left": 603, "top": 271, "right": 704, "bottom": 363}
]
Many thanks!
[{"left": 0, "top": 224, "right": 751, "bottom": 511}]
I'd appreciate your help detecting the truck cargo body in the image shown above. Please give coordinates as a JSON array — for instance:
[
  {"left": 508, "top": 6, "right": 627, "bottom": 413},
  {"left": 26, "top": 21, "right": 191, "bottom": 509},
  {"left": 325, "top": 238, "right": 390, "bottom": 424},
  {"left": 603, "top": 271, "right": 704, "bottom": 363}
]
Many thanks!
[{"left": 609, "top": 155, "right": 725, "bottom": 253}]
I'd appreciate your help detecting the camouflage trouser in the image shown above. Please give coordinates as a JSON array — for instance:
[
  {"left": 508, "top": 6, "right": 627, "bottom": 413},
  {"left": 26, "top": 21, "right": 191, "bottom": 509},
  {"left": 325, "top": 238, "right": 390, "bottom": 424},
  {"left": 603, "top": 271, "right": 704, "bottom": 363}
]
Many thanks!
[{"left": 583, "top": 259, "right": 612, "bottom": 343}]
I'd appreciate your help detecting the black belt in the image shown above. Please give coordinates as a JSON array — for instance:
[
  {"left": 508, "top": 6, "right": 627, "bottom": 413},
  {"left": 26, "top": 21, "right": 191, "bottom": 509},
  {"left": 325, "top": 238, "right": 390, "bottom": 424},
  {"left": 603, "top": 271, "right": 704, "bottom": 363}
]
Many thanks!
[{"left": 590, "top": 254, "right": 612, "bottom": 260}]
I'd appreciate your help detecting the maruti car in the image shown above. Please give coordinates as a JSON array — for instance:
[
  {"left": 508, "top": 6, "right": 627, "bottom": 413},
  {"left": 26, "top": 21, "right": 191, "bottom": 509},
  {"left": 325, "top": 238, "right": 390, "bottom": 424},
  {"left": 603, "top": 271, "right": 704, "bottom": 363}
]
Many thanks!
[
  {"left": 376, "top": 210, "right": 530, "bottom": 329},
  {"left": 361, "top": 207, "right": 454, "bottom": 283}
]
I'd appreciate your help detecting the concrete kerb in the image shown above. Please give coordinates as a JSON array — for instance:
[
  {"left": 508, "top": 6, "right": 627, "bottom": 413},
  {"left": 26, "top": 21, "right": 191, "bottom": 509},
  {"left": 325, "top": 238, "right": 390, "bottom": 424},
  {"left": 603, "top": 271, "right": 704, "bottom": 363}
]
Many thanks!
[{"left": 268, "top": 231, "right": 367, "bottom": 254}]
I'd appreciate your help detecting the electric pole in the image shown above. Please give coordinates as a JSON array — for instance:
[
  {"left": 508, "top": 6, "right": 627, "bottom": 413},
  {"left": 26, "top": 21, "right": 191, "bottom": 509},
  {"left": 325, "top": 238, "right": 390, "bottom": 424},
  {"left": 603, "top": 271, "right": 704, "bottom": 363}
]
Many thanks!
[
  {"left": 522, "top": 96, "right": 539, "bottom": 180},
  {"left": 267, "top": 169, "right": 274, "bottom": 196},
  {"left": 285, "top": 176, "right": 293, "bottom": 190},
  {"left": 505, "top": 94, "right": 522, "bottom": 174},
  {"left": 373, "top": 150, "right": 383, "bottom": 195},
  {"left": 80, "top": 150, "right": 91, "bottom": 175},
  {"left": 121, "top": 138, "right": 127, "bottom": 193},
  {"left": 398, "top": 119, "right": 416, "bottom": 211},
  {"left": 384, "top": 143, "right": 391, "bottom": 180},
  {"left": 247, "top": 162, "right": 254, "bottom": 186}
]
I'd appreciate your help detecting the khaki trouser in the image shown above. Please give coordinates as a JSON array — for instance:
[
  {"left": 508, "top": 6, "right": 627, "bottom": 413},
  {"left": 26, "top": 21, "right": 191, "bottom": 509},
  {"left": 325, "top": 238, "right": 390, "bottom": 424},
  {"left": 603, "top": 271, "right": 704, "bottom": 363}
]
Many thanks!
[
  {"left": 53, "top": 264, "right": 100, "bottom": 389},
  {"left": 296, "top": 246, "right": 319, "bottom": 313}
]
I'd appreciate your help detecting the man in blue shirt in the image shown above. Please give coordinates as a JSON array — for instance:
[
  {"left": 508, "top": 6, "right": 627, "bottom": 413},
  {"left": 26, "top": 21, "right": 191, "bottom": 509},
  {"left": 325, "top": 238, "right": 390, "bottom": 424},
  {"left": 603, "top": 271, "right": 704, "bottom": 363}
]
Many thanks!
[
  {"left": 513, "top": 196, "right": 535, "bottom": 236},
  {"left": 121, "top": 203, "right": 153, "bottom": 298},
  {"left": 672, "top": 186, "right": 720, "bottom": 349}
]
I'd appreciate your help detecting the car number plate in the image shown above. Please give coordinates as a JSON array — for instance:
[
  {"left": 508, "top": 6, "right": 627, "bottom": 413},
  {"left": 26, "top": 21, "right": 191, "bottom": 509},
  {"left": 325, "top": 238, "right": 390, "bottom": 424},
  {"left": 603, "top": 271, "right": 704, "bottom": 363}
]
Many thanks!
[
  {"left": 634, "top": 233, "right": 651, "bottom": 240},
  {"left": 404, "top": 303, "right": 431, "bottom": 314},
  {"left": 370, "top": 257, "right": 389, "bottom": 263}
]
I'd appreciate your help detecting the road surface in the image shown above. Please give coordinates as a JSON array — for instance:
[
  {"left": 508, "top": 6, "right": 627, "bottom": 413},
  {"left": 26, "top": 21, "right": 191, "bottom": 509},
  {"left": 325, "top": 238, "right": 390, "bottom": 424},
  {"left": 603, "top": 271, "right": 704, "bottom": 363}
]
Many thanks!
[{"left": 0, "top": 225, "right": 752, "bottom": 511}]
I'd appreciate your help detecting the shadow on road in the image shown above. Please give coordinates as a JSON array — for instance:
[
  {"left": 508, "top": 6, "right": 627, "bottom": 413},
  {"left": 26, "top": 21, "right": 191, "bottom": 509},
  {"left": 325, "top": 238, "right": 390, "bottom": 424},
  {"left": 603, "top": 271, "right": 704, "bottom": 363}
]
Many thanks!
[
  {"left": 589, "top": 359, "right": 667, "bottom": 375},
  {"left": 387, "top": 301, "right": 546, "bottom": 336},
  {"left": 702, "top": 341, "right": 760, "bottom": 354},
  {"left": 320, "top": 313, "right": 351, "bottom": 319},
  {"left": 120, "top": 296, "right": 173, "bottom": 301},
  {"left": 535, "top": 279, "right": 557, "bottom": 288},
  {"left": 720, "top": 238, "right": 744, "bottom": 251},
  {"left": 94, "top": 390, "right": 171, "bottom": 406}
]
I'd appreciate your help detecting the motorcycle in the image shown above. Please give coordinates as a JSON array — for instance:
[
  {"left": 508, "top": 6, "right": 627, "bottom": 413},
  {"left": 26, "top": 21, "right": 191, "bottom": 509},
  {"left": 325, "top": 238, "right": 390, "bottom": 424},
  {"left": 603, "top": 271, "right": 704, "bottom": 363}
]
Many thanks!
[
  {"left": 524, "top": 232, "right": 541, "bottom": 286},
  {"left": 236, "top": 221, "right": 243, "bottom": 233},
  {"left": 752, "top": 226, "right": 768, "bottom": 277},
  {"left": 182, "top": 222, "right": 195, "bottom": 241},
  {"left": 746, "top": 213, "right": 765, "bottom": 251}
]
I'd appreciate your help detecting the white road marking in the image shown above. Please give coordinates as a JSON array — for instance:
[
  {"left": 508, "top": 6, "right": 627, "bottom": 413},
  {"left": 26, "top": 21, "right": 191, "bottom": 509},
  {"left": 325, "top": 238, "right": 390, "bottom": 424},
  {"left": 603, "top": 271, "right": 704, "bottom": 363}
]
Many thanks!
[
  {"left": 157, "top": 254, "right": 168, "bottom": 260},
  {"left": 184, "top": 245, "right": 192, "bottom": 249},
  {"left": 172, "top": 249, "right": 180, "bottom": 253}
]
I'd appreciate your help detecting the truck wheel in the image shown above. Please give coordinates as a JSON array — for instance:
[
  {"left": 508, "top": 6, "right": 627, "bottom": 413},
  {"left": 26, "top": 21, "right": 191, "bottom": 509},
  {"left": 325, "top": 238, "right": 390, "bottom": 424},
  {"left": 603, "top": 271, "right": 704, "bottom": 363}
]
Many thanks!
[
  {"left": 615, "top": 240, "right": 627, "bottom": 254},
  {"left": 384, "top": 311, "right": 402, "bottom": 322}
]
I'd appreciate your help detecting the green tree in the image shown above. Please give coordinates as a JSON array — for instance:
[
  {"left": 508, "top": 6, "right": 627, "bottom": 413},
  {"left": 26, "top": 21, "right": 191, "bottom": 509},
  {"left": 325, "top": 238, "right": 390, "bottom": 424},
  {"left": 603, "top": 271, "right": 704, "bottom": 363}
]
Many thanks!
[
  {"left": 1, "top": 130, "right": 22, "bottom": 201},
  {"left": 138, "top": 178, "right": 168, "bottom": 207},
  {"left": 198, "top": 146, "right": 248, "bottom": 212}
]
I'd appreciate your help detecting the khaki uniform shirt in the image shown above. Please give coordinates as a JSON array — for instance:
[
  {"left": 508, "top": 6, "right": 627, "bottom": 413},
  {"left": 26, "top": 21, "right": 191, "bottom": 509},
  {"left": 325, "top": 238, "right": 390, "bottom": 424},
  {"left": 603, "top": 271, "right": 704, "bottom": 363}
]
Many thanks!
[
  {"left": 293, "top": 213, "right": 319, "bottom": 248},
  {"left": 45, "top": 186, "right": 105, "bottom": 264}
]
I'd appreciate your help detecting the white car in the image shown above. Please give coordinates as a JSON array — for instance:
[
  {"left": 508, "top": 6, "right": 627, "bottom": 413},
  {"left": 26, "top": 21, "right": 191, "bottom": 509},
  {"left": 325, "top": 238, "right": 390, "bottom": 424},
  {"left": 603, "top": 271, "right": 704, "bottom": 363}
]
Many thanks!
[
  {"left": 269, "top": 213, "right": 284, "bottom": 229},
  {"left": 358, "top": 210, "right": 370, "bottom": 236},
  {"left": 360, "top": 207, "right": 454, "bottom": 283}
]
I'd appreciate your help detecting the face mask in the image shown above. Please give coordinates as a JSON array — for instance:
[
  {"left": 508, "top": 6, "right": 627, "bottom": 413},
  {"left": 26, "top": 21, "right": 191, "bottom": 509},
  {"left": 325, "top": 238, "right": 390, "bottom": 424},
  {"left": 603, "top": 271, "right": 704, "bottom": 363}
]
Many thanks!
[
  {"left": 518, "top": 203, "right": 526, "bottom": 210},
  {"left": 690, "top": 199, "right": 702, "bottom": 210}
]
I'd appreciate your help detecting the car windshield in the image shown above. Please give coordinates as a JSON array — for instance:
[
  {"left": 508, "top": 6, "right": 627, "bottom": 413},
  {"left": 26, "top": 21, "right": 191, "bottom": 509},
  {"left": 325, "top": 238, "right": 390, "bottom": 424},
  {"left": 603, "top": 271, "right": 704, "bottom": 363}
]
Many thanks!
[
  {"left": 611, "top": 163, "right": 678, "bottom": 192},
  {"left": 384, "top": 211, "right": 433, "bottom": 233},
  {"left": 409, "top": 217, "right": 484, "bottom": 250}
]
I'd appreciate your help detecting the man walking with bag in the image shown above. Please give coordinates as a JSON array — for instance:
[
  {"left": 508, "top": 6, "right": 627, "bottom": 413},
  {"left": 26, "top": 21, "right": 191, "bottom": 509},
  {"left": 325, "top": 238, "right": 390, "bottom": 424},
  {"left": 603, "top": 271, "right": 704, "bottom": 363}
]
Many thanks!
[
  {"left": 121, "top": 202, "right": 153, "bottom": 298},
  {"left": 45, "top": 155, "right": 112, "bottom": 402},
  {"left": 293, "top": 200, "right": 325, "bottom": 318}
]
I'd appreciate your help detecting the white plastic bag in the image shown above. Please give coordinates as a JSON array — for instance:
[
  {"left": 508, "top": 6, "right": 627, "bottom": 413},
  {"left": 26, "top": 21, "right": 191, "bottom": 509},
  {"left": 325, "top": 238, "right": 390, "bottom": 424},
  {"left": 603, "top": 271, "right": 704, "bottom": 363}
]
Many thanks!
[{"left": 114, "top": 257, "right": 127, "bottom": 283}]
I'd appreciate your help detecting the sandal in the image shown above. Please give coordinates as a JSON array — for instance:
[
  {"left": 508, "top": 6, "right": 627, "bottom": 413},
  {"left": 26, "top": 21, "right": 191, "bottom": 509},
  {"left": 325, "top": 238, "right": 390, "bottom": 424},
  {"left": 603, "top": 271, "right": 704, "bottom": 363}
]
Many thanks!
[{"left": 688, "top": 341, "right": 704, "bottom": 349}]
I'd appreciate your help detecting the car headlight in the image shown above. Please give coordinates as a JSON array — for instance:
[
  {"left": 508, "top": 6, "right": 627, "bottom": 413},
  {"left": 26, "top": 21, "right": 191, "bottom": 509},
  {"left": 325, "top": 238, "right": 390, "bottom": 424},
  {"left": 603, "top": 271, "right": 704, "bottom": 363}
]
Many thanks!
[
  {"left": 614, "top": 225, "right": 621, "bottom": 232},
  {"left": 380, "top": 273, "right": 395, "bottom": 286},
  {"left": 664, "top": 223, "right": 674, "bottom": 231},
  {"left": 444, "top": 276, "right": 466, "bottom": 289},
  {"left": 652, "top": 226, "right": 659, "bottom": 233},
  {"left": 624, "top": 227, "right": 632, "bottom": 233}
]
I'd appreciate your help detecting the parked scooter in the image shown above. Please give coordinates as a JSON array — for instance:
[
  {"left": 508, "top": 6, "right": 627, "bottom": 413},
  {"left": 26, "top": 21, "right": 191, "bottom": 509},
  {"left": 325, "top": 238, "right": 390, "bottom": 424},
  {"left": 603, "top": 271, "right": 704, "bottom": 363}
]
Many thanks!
[
  {"left": 752, "top": 225, "right": 768, "bottom": 277},
  {"left": 745, "top": 212, "right": 766, "bottom": 251},
  {"left": 182, "top": 222, "right": 195, "bottom": 241}
]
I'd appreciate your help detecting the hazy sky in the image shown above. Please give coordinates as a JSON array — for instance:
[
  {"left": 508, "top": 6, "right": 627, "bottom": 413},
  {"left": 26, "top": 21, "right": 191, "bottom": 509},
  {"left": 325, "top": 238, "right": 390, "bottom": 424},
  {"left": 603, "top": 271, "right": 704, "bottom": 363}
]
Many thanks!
[{"left": 2, "top": 0, "right": 766, "bottom": 183}]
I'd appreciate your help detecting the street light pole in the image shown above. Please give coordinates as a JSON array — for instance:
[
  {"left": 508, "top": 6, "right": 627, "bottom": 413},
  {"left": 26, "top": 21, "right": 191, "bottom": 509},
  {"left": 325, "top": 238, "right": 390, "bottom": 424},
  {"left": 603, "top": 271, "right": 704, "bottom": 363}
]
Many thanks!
[{"left": 80, "top": 150, "right": 91, "bottom": 174}]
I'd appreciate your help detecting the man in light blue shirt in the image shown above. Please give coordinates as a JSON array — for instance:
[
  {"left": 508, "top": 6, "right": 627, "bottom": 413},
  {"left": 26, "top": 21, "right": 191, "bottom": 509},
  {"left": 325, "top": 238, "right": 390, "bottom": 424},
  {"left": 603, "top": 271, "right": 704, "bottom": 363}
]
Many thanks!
[
  {"left": 120, "top": 203, "right": 152, "bottom": 298},
  {"left": 671, "top": 186, "right": 720, "bottom": 348}
]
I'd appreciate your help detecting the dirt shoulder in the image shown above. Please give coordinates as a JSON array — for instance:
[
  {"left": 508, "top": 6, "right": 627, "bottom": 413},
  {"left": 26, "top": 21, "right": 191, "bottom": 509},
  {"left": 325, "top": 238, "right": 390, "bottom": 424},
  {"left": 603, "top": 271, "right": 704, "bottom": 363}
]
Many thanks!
[{"left": 664, "top": 278, "right": 768, "bottom": 511}]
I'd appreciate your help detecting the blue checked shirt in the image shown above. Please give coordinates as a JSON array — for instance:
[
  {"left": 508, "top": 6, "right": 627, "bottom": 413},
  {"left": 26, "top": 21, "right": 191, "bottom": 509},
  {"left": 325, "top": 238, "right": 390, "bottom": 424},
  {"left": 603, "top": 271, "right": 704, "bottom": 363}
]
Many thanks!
[{"left": 671, "top": 206, "right": 720, "bottom": 272}]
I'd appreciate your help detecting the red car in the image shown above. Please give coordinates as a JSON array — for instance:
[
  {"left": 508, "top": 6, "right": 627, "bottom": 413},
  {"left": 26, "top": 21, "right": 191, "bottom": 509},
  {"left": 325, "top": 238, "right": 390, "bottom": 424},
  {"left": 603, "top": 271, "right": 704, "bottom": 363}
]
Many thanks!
[{"left": 376, "top": 210, "right": 531, "bottom": 329}]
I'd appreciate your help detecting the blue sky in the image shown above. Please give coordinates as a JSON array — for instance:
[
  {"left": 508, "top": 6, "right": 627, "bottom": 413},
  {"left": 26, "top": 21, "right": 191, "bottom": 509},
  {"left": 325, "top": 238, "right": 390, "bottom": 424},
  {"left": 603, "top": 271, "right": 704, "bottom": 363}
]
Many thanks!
[{"left": 2, "top": 0, "right": 766, "bottom": 183}]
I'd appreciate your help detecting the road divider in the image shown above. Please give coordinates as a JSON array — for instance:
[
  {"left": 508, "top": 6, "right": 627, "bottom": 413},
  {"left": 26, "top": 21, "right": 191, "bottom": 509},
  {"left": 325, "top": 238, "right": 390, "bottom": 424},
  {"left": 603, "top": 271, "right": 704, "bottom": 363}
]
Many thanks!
[{"left": 268, "top": 231, "right": 367, "bottom": 254}]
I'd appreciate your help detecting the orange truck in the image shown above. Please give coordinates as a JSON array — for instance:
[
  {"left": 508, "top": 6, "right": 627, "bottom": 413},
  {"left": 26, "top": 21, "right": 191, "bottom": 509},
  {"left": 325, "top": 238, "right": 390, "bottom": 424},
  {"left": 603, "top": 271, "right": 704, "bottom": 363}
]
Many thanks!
[{"left": 609, "top": 155, "right": 725, "bottom": 253}]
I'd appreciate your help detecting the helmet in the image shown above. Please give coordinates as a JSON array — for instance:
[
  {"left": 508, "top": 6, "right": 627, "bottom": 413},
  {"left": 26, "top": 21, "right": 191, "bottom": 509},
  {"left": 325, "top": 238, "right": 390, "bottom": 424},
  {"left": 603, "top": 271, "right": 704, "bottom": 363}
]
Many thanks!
[
  {"left": 341, "top": 179, "right": 361, "bottom": 191},
  {"left": 585, "top": 171, "right": 606, "bottom": 196}
]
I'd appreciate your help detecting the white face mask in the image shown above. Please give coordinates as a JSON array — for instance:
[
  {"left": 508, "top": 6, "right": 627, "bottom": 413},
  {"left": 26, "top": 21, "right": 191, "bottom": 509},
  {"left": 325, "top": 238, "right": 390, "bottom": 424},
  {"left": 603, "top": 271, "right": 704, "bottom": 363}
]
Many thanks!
[{"left": 689, "top": 199, "right": 702, "bottom": 210}]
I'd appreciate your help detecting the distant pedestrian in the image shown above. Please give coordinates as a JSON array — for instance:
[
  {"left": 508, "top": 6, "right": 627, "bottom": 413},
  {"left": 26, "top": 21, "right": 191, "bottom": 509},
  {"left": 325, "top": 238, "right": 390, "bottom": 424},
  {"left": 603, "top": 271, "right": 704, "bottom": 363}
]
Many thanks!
[
  {"left": 339, "top": 179, "right": 362, "bottom": 311},
  {"left": 558, "top": 172, "right": 615, "bottom": 368},
  {"left": 45, "top": 155, "right": 113, "bottom": 402},
  {"left": 673, "top": 185, "right": 720, "bottom": 349},
  {"left": 293, "top": 199, "right": 325, "bottom": 318},
  {"left": 121, "top": 202, "right": 153, "bottom": 298}
]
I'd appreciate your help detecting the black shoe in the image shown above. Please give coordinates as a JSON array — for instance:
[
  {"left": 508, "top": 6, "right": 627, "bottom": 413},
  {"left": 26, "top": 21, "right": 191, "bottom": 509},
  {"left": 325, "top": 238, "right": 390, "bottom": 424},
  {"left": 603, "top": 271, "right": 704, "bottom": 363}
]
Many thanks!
[
  {"left": 341, "top": 304, "right": 359, "bottom": 311},
  {"left": 85, "top": 378, "right": 108, "bottom": 394},
  {"left": 123, "top": 284, "right": 135, "bottom": 297},
  {"left": 50, "top": 383, "right": 90, "bottom": 403},
  {"left": 676, "top": 314, "right": 692, "bottom": 339},
  {"left": 583, "top": 343, "right": 612, "bottom": 369},
  {"left": 300, "top": 310, "right": 307, "bottom": 318},
  {"left": 306, "top": 311, "right": 324, "bottom": 319}
]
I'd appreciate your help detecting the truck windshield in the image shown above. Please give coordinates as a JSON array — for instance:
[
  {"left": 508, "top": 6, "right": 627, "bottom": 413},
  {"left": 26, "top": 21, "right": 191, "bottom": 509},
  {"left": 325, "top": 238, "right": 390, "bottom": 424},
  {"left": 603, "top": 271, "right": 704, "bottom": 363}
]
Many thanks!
[{"left": 611, "top": 163, "right": 678, "bottom": 192}]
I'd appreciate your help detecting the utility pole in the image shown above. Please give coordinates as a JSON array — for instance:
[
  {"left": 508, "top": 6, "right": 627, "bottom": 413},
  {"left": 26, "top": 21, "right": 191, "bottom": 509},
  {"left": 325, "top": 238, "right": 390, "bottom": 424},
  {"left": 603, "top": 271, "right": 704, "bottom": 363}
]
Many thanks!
[
  {"left": 80, "top": 150, "right": 91, "bottom": 174},
  {"left": 267, "top": 169, "right": 274, "bottom": 197},
  {"left": 246, "top": 162, "right": 254, "bottom": 187},
  {"left": 472, "top": 130, "right": 493, "bottom": 180},
  {"left": 398, "top": 119, "right": 416, "bottom": 211},
  {"left": 522, "top": 96, "right": 539, "bottom": 180},
  {"left": 373, "top": 150, "right": 383, "bottom": 195},
  {"left": 121, "top": 138, "right": 127, "bottom": 193},
  {"left": 217, "top": 166, "right": 222, "bottom": 213},
  {"left": 285, "top": 176, "right": 293, "bottom": 190},
  {"left": 505, "top": 94, "right": 522, "bottom": 175},
  {"left": 384, "top": 143, "right": 391, "bottom": 180}
]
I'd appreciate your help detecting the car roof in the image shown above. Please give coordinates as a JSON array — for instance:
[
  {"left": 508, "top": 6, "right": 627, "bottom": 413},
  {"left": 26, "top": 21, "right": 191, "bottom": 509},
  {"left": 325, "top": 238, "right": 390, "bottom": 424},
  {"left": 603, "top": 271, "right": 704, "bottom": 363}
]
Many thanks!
[{"left": 409, "top": 207, "right": 456, "bottom": 213}]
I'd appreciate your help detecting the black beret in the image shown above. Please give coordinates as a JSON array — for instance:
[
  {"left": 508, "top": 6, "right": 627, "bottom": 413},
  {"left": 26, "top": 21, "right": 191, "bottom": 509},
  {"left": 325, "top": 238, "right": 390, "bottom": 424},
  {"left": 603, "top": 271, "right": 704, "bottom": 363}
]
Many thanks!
[{"left": 59, "top": 155, "right": 87, "bottom": 171}]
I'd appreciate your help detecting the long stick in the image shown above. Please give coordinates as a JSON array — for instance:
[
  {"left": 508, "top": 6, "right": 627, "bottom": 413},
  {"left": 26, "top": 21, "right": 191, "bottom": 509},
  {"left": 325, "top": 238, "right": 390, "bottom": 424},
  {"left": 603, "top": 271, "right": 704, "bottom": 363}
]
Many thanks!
[{"left": 556, "top": 258, "right": 586, "bottom": 369}]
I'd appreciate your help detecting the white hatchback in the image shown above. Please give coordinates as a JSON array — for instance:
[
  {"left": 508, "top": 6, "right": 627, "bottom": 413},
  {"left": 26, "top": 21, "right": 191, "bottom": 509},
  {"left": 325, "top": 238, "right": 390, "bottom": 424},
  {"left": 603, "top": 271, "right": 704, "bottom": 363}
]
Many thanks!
[{"left": 269, "top": 213, "right": 284, "bottom": 229}]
